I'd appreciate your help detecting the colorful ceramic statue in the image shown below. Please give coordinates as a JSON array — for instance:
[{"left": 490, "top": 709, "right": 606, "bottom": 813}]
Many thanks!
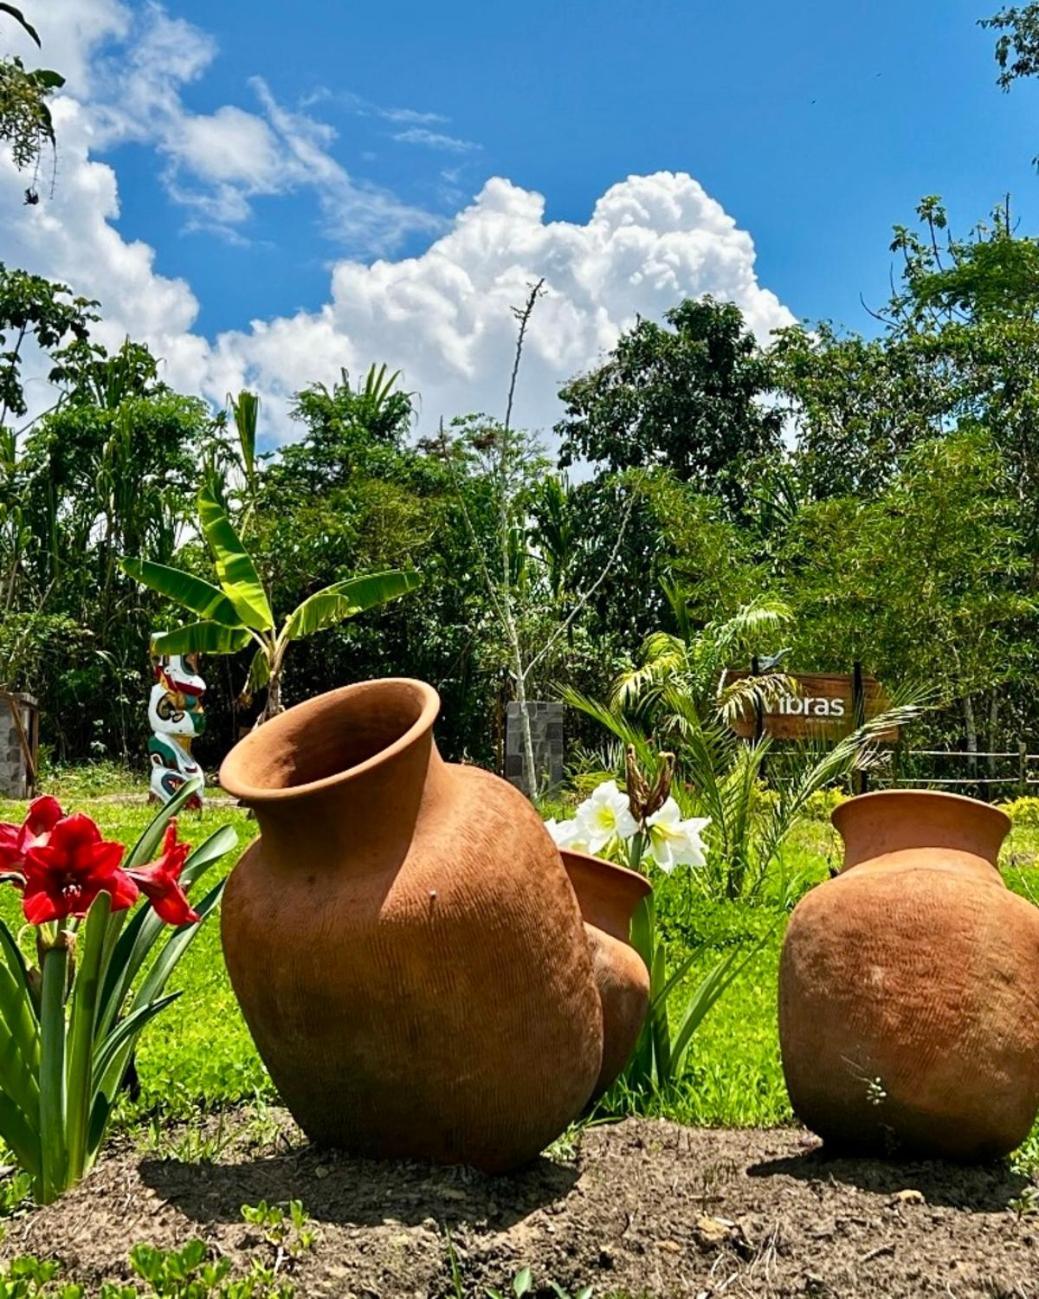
[{"left": 148, "top": 653, "right": 206, "bottom": 808}]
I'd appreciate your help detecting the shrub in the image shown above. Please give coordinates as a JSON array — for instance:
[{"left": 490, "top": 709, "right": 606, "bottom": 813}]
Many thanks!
[{"left": 999, "top": 797, "right": 1039, "bottom": 829}]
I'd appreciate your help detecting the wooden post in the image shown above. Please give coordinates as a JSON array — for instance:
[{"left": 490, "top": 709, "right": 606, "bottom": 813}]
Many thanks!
[
  {"left": 852, "top": 661, "right": 868, "bottom": 796},
  {"left": 1019, "top": 739, "right": 1028, "bottom": 798}
]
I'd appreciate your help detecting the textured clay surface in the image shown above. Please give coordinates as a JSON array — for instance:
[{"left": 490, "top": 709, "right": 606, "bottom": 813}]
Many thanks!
[
  {"left": 220, "top": 680, "right": 603, "bottom": 1172},
  {"left": 780, "top": 791, "right": 1039, "bottom": 1158}
]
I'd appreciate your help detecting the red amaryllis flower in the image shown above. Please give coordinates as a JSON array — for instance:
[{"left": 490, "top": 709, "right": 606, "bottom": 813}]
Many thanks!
[
  {"left": 126, "top": 822, "right": 198, "bottom": 926},
  {"left": 0, "top": 796, "right": 63, "bottom": 880},
  {"left": 22, "top": 813, "right": 137, "bottom": 924}
]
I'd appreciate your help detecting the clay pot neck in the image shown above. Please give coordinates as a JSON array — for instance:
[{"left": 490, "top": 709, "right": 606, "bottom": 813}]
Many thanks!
[
  {"left": 832, "top": 790, "right": 1010, "bottom": 882},
  {"left": 218, "top": 679, "right": 447, "bottom": 868},
  {"left": 561, "top": 850, "right": 651, "bottom": 941}
]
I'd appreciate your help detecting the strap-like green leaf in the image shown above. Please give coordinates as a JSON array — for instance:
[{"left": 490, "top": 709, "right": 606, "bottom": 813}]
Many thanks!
[
  {"left": 90, "top": 993, "right": 181, "bottom": 1122},
  {"left": 0, "top": 2, "right": 41, "bottom": 44},
  {"left": 0, "top": 1089, "right": 39, "bottom": 1177},
  {"left": 65, "top": 894, "right": 110, "bottom": 1184},
  {"left": 198, "top": 484, "right": 273, "bottom": 630},
  {"left": 244, "top": 646, "right": 271, "bottom": 696},
  {"left": 282, "top": 570, "right": 421, "bottom": 641},
  {"left": 151, "top": 621, "right": 252, "bottom": 656},
  {"left": 99, "top": 816, "right": 233, "bottom": 1038},
  {"left": 128, "top": 880, "right": 225, "bottom": 1016},
  {"left": 121, "top": 559, "right": 243, "bottom": 628},
  {"left": 124, "top": 776, "right": 204, "bottom": 871}
]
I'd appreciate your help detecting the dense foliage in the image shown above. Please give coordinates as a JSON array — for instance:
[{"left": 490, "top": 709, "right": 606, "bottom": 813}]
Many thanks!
[{"left": 4, "top": 197, "right": 1039, "bottom": 777}]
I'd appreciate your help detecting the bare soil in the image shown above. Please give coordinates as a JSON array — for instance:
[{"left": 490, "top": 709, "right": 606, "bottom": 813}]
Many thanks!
[{"left": 5, "top": 1107, "right": 1039, "bottom": 1298}]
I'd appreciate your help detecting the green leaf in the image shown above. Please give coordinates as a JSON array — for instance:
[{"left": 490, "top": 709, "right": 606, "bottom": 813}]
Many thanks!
[
  {"left": 65, "top": 894, "right": 110, "bottom": 1184},
  {"left": 99, "top": 818, "right": 234, "bottom": 1040},
  {"left": 231, "top": 390, "right": 258, "bottom": 486},
  {"left": 90, "top": 993, "right": 181, "bottom": 1126},
  {"left": 121, "top": 559, "right": 243, "bottom": 628},
  {"left": 669, "top": 924, "right": 777, "bottom": 1077},
  {"left": 30, "top": 69, "right": 64, "bottom": 89},
  {"left": 0, "top": 2, "right": 41, "bottom": 44},
  {"left": 151, "top": 622, "right": 252, "bottom": 656},
  {"left": 38, "top": 946, "right": 68, "bottom": 1204},
  {"left": 198, "top": 484, "right": 273, "bottom": 630},
  {"left": 0, "top": 1088, "right": 39, "bottom": 1178},
  {"left": 123, "top": 776, "right": 204, "bottom": 871},
  {"left": 282, "top": 570, "right": 421, "bottom": 641},
  {"left": 128, "top": 879, "right": 225, "bottom": 1017},
  {"left": 244, "top": 646, "right": 271, "bottom": 696}
]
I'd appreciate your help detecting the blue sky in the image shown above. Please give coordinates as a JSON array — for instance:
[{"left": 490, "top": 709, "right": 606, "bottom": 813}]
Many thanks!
[
  {"left": 2, "top": 0, "right": 1037, "bottom": 442},
  {"left": 110, "top": 0, "right": 1039, "bottom": 336}
]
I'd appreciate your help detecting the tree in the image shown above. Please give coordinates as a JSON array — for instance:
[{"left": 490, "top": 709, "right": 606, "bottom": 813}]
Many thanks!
[
  {"left": 0, "top": 3, "right": 63, "bottom": 189},
  {"left": 777, "top": 431, "right": 1033, "bottom": 758},
  {"left": 123, "top": 484, "right": 421, "bottom": 723},
  {"left": 0, "top": 266, "right": 96, "bottom": 431},
  {"left": 982, "top": 4, "right": 1039, "bottom": 92},
  {"left": 556, "top": 297, "right": 782, "bottom": 511},
  {"left": 777, "top": 197, "right": 1039, "bottom": 570}
]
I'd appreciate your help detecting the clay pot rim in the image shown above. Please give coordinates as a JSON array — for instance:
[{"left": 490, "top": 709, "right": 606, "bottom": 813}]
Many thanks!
[
  {"left": 560, "top": 848, "right": 653, "bottom": 900},
  {"left": 219, "top": 677, "right": 440, "bottom": 803},
  {"left": 831, "top": 788, "right": 1011, "bottom": 837}
]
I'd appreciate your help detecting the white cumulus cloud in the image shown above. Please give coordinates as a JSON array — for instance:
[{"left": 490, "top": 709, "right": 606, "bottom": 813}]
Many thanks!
[{"left": 0, "top": 0, "right": 795, "bottom": 448}]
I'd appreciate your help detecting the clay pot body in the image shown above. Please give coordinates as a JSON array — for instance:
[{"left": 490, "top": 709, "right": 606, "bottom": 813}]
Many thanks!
[
  {"left": 219, "top": 679, "right": 603, "bottom": 1173},
  {"left": 779, "top": 790, "right": 1039, "bottom": 1160},
  {"left": 560, "top": 850, "right": 651, "bottom": 1099}
]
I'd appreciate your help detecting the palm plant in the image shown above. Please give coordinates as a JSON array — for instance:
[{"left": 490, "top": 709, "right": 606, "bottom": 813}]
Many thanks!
[
  {"left": 611, "top": 593, "right": 795, "bottom": 724},
  {"left": 565, "top": 684, "right": 929, "bottom": 902},
  {"left": 123, "top": 483, "right": 421, "bottom": 722}
]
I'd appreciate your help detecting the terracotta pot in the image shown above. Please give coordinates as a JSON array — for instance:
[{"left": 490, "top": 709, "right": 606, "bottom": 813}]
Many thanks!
[
  {"left": 219, "top": 679, "right": 603, "bottom": 1173},
  {"left": 560, "top": 850, "right": 651, "bottom": 1099},
  {"left": 779, "top": 789, "right": 1039, "bottom": 1160}
]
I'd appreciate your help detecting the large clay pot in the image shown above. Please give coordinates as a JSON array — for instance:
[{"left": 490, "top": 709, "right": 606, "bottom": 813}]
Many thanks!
[
  {"left": 779, "top": 789, "right": 1039, "bottom": 1160},
  {"left": 219, "top": 679, "right": 603, "bottom": 1173},
  {"left": 560, "top": 850, "right": 651, "bottom": 1099}
]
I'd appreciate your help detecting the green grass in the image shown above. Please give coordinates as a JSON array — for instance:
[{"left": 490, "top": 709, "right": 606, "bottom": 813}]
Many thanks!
[{"left": 1, "top": 777, "right": 1038, "bottom": 1148}]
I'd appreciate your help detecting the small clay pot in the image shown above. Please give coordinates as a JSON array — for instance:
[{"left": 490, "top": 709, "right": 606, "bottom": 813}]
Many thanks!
[
  {"left": 219, "top": 679, "right": 603, "bottom": 1173},
  {"left": 560, "top": 849, "right": 651, "bottom": 1099},
  {"left": 779, "top": 789, "right": 1039, "bottom": 1160}
]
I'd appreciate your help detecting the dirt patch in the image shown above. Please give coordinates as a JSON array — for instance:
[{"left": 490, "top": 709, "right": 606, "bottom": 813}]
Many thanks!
[{"left": 4, "top": 1108, "right": 1039, "bottom": 1297}]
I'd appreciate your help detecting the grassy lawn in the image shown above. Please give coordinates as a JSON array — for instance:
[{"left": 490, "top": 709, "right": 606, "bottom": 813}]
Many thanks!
[{"left": 3, "top": 770, "right": 1039, "bottom": 1147}]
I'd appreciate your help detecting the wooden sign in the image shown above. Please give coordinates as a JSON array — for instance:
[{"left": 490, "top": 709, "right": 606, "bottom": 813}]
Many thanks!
[{"left": 724, "top": 671, "right": 896, "bottom": 742}]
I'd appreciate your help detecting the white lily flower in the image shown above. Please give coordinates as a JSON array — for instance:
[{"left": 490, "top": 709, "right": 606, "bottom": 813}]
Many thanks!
[
  {"left": 645, "top": 797, "right": 711, "bottom": 873},
  {"left": 545, "top": 817, "right": 591, "bottom": 853},
  {"left": 574, "top": 780, "right": 639, "bottom": 854}
]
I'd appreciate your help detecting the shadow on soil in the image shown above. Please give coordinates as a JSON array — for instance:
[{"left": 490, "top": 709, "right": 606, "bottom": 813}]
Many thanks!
[
  {"left": 139, "top": 1143, "right": 579, "bottom": 1230},
  {"left": 747, "top": 1146, "right": 1030, "bottom": 1211}
]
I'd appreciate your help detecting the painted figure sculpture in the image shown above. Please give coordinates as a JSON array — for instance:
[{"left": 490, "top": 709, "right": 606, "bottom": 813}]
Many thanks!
[
  {"left": 219, "top": 678, "right": 604, "bottom": 1173},
  {"left": 561, "top": 849, "right": 651, "bottom": 1099},
  {"left": 779, "top": 789, "right": 1039, "bottom": 1159},
  {"left": 148, "top": 653, "right": 206, "bottom": 808}
]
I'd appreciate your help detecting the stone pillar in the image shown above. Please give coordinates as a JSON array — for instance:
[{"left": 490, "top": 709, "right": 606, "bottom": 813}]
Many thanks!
[
  {"left": 0, "top": 692, "right": 37, "bottom": 799},
  {"left": 505, "top": 701, "right": 564, "bottom": 797}
]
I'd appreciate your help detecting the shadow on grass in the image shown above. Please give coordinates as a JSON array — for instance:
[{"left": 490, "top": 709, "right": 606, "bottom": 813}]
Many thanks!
[
  {"left": 747, "top": 1145, "right": 1031, "bottom": 1211},
  {"left": 139, "top": 1141, "right": 579, "bottom": 1230}
]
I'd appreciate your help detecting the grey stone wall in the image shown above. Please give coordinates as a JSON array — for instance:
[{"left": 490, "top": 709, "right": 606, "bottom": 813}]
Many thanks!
[
  {"left": 505, "top": 700, "right": 564, "bottom": 796},
  {"left": 0, "top": 693, "right": 36, "bottom": 800}
]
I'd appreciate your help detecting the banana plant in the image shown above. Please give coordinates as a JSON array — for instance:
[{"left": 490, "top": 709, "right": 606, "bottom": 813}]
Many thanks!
[
  {"left": 0, "top": 777, "right": 235, "bottom": 1203},
  {"left": 123, "top": 483, "right": 421, "bottom": 722}
]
